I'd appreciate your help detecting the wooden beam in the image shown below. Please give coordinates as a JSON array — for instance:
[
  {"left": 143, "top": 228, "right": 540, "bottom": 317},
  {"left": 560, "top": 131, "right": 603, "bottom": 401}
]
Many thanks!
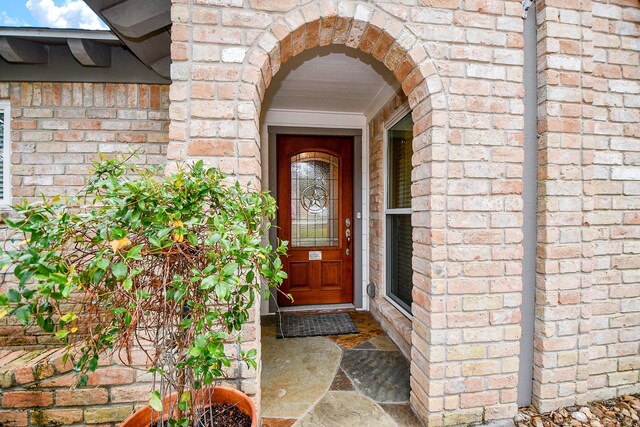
[
  {"left": 0, "top": 37, "right": 48, "bottom": 64},
  {"left": 67, "top": 39, "right": 111, "bottom": 67},
  {"left": 101, "top": 0, "right": 170, "bottom": 39},
  {"left": 150, "top": 56, "right": 170, "bottom": 79}
]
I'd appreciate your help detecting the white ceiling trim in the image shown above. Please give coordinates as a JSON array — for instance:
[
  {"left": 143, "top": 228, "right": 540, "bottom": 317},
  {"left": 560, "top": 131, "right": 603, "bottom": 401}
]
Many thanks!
[
  {"left": 263, "top": 108, "right": 366, "bottom": 129},
  {"left": 363, "top": 83, "right": 401, "bottom": 122}
]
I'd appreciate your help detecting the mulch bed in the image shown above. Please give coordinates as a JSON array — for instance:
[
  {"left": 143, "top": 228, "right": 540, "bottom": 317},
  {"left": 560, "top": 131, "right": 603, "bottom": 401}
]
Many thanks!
[
  {"left": 516, "top": 395, "right": 639, "bottom": 427},
  {"left": 151, "top": 404, "right": 251, "bottom": 427}
]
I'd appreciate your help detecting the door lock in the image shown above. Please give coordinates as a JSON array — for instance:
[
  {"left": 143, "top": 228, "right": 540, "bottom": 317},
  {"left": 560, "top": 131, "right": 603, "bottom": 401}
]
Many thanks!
[{"left": 345, "top": 218, "right": 351, "bottom": 256}]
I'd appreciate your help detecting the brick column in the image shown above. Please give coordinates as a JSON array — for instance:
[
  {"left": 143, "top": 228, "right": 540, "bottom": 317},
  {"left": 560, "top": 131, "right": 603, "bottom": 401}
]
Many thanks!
[
  {"left": 167, "top": 0, "right": 267, "bottom": 406},
  {"left": 587, "top": 0, "right": 640, "bottom": 402},
  {"left": 533, "top": 0, "right": 595, "bottom": 412},
  {"left": 167, "top": 0, "right": 263, "bottom": 187}
]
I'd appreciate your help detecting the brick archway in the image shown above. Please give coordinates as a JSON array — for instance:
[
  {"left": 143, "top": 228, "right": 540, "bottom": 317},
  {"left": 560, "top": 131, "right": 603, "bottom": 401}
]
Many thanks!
[
  {"left": 237, "top": 3, "right": 447, "bottom": 424},
  {"left": 167, "top": 1, "right": 526, "bottom": 425},
  {"left": 243, "top": 3, "right": 446, "bottom": 139}
]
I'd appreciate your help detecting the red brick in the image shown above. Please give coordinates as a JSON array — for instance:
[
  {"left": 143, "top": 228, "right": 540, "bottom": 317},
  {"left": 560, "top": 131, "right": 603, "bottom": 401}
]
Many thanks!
[
  {"left": 29, "top": 409, "right": 83, "bottom": 426},
  {"left": 393, "top": 57, "right": 415, "bottom": 84},
  {"left": 292, "top": 25, "right": 306, "bottom": 56},
  {"left": 359, "top": 25, "right": 382, "bottom": 53},
  {"left": 55, "top": 388, "right": 109, "bottom": 406},
  {"left": 319, "top": 16, "right": 337, "bottom": 46},
  {"left": 371, "top": 33, "right": 394, "bottom": 62},
  {"left": 0, "top": 410, "right": 28, "bottom": 427},
  {"left": 305, "top": 20, "right": 320, "bottom": 49},
  {"left": 279, "top": 35, "right": 293, "bottom": 64},
  {"left": 86, "top": 367, "right": 135, "bottom": 386},
  {"left": 188, "top": 139, "right": 235, "bottom": 157},
  {"left": 2, "top": 391, "right": 53, "bottom": 408},
  {"left": 460, "top": 391, "right": 499, "bottom": 409}
]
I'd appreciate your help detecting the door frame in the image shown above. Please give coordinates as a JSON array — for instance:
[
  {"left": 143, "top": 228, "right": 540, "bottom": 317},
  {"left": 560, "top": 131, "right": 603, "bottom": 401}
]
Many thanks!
[
  {"left": 265, "top": 125, "right": 365, "bottom": 314},
  {"left": 276, "top": 135, "right": 354, "bottom": 306}
]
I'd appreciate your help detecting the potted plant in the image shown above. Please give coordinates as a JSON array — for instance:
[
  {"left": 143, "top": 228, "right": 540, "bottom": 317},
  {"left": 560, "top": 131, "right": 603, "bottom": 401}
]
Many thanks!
[{"left": 0, "top": 155, "right": 287, "bottom": 426}]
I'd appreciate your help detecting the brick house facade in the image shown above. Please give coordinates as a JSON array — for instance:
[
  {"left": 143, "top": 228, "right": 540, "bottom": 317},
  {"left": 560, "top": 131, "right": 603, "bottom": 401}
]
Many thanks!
[{"left": 0, "top": 0, "right": 638, "bottom": 426}]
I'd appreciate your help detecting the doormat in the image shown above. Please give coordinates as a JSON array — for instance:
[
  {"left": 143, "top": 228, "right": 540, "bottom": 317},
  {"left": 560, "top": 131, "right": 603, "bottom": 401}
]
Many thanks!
[{"left": 276, "top": 313, "right": 358, "bottom": 339}]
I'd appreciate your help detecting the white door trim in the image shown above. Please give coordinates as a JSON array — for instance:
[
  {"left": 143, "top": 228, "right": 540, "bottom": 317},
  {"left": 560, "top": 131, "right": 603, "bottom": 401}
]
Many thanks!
[{"left": 260, "top": 109, "right": 370, "bottom": 315}]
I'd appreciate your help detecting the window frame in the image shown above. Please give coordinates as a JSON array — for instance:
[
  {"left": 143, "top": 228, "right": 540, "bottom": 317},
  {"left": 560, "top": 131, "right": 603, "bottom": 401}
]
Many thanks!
[
  {"left": 382, "top": 105, "right": 413, "bottom": 318},
  {"left": 0, "top": 101, "right": 11, "bottom": 208}
]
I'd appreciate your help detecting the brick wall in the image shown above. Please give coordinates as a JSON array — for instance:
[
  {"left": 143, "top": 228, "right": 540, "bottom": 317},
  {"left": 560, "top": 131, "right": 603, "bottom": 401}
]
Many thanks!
[
  {"left": 588, "top": 0, "right": 640, "bottom": 403},
  {"left": 0, "top": 82, "right": 169, "bottom": 201},
  {"left": 0, "top": 82, "right": 170, "bottom": 348},
  {"left": 533, "top": 0, "right": 640, "bottom": 412},
  {"left": 0, "top": 348, "right": 142, "bottom": 426},
  {"left": 168, "top": 0, "right": 525, "bottom": 425},
  {"left": 368, "top": 90, "right": 413, "bottom": 360},
  {"left": 0, "top": 0, "right": 636, "bottom": 424},
  {"left": 0, "top": 338, "right": 257, "bottom": 426},
  {"left": 533, "top": 0, "right": 595, "bottom": 411}
]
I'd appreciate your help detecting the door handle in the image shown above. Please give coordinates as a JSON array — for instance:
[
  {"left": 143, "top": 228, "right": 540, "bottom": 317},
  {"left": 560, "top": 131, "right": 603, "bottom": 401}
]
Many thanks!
[{"left": 345, "top": 218, "right": 351, "bottom": 256}]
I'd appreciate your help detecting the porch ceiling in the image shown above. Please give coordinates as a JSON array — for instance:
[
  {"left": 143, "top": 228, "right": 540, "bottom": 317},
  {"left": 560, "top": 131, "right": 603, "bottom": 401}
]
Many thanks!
[{"left": 264, "top": 45, "right": 399, "bottom": 117}]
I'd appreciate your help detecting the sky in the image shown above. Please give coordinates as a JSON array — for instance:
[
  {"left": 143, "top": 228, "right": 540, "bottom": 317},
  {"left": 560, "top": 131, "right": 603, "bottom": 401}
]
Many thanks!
[{"left": 0, "top": 0, "right": 107, "bottom": 30}]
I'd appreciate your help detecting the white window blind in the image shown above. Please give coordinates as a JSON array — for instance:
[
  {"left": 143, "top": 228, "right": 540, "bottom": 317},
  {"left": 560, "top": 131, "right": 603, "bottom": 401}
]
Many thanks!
[{"left": 385, "top": 111, "right": 414, "bottom": 315}]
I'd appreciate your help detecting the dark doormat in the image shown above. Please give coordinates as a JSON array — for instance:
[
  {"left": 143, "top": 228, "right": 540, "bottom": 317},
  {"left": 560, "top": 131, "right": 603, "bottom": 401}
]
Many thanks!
[{"left": 276, "top": 312, "right": 358, "bottom": 338}]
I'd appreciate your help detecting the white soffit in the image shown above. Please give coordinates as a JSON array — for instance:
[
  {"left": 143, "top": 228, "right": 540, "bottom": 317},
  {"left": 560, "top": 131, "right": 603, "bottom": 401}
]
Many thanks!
[{"left": 264, "top": 45, "right": 399, "bottom": 116}]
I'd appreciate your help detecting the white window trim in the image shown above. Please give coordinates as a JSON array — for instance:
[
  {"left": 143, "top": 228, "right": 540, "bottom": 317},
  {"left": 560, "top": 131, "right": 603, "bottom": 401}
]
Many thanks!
[
  {"left": 382, "top": 104, "right": 413, "bottom": 319},
  {"left": 0, "top": 101, "right": 11, "bottom": 208}
]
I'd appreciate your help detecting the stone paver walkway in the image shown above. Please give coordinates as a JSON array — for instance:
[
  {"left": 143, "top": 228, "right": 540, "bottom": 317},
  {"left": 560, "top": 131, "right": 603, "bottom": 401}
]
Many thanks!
[{"left": 261, "top": 311, "right": 422, "bottom": 427}]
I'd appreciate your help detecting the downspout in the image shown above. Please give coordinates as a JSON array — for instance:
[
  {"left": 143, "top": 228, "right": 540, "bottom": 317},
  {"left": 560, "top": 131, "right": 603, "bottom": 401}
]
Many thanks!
[{"left": 517, "top": 0, "right": 538, "bottom": 407}]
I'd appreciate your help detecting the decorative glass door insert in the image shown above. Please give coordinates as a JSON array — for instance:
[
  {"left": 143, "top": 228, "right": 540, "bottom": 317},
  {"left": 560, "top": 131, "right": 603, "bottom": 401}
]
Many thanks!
[{"left": 290, "top": 152, "right": 339, "bottom": 247}]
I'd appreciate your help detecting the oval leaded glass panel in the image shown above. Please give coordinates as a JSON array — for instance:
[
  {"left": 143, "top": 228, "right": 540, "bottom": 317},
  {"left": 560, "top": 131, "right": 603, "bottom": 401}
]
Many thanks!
[{"left": 290, "top": 152, "right": 339, "bottom": 247}]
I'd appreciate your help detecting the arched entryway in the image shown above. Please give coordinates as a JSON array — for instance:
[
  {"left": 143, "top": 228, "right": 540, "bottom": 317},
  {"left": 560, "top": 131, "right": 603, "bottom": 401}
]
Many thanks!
[
  {"left": 238, "top": 4, "right": 445, "bottom": 424},
  {"left": 164, "top": 1, "right": 451, "bottom": 423},
  {"left": 168, "top": 0, "right": 527, "bottom": 425},
  {"left": 257, "top": 40, "right": 420, "bottom": 424}
]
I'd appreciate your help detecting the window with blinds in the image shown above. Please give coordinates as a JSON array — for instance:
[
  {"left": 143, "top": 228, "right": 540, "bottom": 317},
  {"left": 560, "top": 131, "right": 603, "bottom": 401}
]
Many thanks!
[
  {"left": 0, "top": 102, "right": 10, "bottom": 206},
  {"left": 385, "top": 112, "right": 414, "bottom": 315}
]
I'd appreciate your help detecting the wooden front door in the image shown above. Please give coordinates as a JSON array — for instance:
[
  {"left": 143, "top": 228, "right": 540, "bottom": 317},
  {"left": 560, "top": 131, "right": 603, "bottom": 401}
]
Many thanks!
[{"left": 277, "top": 135, "right": 354, "bottom": 306}]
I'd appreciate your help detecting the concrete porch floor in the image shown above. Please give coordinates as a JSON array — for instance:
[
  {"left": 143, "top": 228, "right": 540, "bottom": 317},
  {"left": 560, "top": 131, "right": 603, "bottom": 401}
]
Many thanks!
[{"left": 260, "top": 311, "right": 422, "bottom": 427}]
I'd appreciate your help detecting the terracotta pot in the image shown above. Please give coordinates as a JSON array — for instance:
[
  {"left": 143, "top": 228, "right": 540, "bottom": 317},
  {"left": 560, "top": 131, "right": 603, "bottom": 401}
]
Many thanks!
[{"left": 121, "top": 385, "right": 257, "bottom": 427}]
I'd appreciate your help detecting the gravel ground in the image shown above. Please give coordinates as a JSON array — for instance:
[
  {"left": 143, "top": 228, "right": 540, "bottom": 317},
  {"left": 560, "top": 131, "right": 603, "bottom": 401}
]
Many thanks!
[{"left": 515, "top": 395, "right": 640, "bottom": 427}]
